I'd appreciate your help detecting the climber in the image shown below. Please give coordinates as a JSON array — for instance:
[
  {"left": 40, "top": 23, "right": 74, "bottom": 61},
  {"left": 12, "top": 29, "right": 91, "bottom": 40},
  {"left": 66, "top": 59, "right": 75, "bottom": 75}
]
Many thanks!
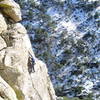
[{"left": 28, "top": 52, "right": 35, "bottom": 73}]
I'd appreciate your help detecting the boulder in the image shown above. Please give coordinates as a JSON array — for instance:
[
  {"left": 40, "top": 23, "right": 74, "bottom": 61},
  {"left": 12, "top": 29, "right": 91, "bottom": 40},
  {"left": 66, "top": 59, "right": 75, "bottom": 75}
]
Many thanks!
[{"left": 0, "top": 0, "right": 22, "bottom": 22}]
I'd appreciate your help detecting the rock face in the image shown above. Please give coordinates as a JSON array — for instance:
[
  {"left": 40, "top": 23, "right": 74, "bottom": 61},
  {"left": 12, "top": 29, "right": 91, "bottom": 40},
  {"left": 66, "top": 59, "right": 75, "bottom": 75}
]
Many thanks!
[
  {"left": 0, "top": 12, "right": 7, "bottom": 34},
  {"left": 0, "top": 0, "right": 56, "bottom": 100}
]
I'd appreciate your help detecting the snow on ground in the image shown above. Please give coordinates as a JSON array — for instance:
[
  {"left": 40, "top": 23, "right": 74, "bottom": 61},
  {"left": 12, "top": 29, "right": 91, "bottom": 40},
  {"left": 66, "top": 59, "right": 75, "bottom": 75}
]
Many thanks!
[
  {"left": 82, "top": 81, "right": 93, "bottom": 93},
  {"left": 46, "top": 7, "right": 60, "bottom": 18},
  {"left": 59, "top": 20, "right": 77, "bottom": 31}
]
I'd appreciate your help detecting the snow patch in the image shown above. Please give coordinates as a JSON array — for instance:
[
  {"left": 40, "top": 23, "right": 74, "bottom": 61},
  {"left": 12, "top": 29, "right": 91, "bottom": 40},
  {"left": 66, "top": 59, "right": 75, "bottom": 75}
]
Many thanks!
[
  {"left": 83, "top": 81, "right": 93, "bottom": 93},
  {"left": 88, "top": 0, "right": 99, "bottom": 2},
  {"left": 60, "top": 21, "right": 77, "bottom": 31},
  {"left": 46, "top": 7, "right": 60, "bottom": 18},
  {"left": 72, "top": 0, "right": 80, "bottom": 4}
]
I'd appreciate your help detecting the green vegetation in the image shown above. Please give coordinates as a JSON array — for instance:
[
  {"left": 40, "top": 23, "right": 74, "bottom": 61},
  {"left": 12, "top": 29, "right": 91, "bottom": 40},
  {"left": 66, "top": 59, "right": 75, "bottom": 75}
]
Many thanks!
[
  {"left": 63, "top": 96, "right": 93, "bottom": 100},
  {"left": 54, "top": 63, "right": 64, "bottom": 70},
  {"left": 83, "top": 1, "right": 98, "bottom": 12},
  {"left": 16, "top": 0, "right": 25, "bottom": 8},
  {"left": 26, "top": 23, "right": 33, "bottom": 30},
  {"left": 63, "top": 49, "right": 72, "bottom": 55},
  {"left": 94, "top": 12, "right": 99, "bottom": 19},
  {"left": 38, "top": 13, "right": 51, "bottom": 22},
  {"left": 34, "top": 28, "right": 48, "bottom": 42},
  {"left": 28, "top": 10, "right": 34, "bottom": 19},
  {"left": 29, "top": 0, "right": 35, "bottom": 7},
  {"left": 47, "top": 21, "right": 56, "bottom": 30},
  {"left": 63, "top": 97, "right": 80, "bottom": 100},
  {"left": 60, "top": 59, "right": 67, "bottom": 65},
  {"left": 75, "top": 39, "right": 88, "bottom": 54}
]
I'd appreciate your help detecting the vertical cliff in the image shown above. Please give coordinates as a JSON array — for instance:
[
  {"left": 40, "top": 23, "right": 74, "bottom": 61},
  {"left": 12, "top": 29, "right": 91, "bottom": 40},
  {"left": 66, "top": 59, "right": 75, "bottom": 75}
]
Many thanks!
[{"left": 0, "top": 0, "right": 56, "bottom": 100}]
